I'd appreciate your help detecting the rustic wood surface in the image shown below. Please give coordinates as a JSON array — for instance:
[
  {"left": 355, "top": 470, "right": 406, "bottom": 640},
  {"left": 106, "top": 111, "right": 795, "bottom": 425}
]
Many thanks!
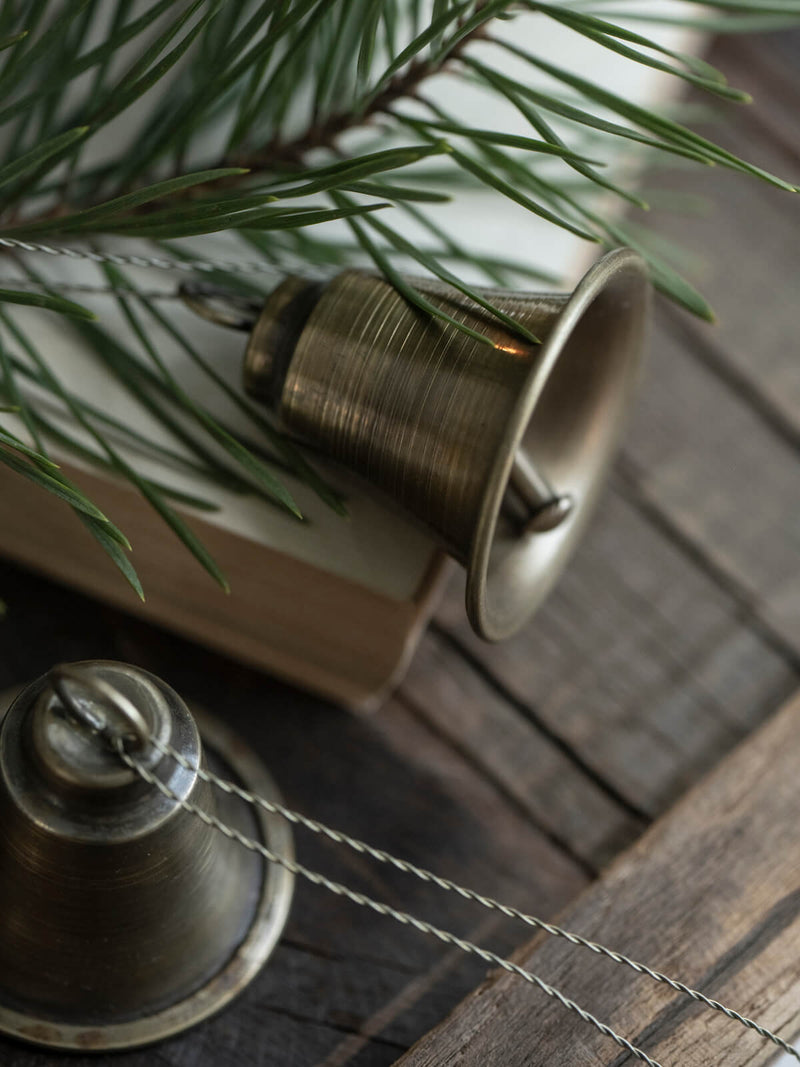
[
  {"left": 397, "top": 689, "right": 800, "bottom": 1067},
  {"left": 0, "top": 27, "right": 799, "bottom": 1067}
]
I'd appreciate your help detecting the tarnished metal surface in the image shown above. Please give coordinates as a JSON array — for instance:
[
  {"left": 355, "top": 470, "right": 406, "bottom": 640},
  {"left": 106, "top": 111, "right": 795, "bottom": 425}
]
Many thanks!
[
  {"left": 242, "top": 251, "right": 650, "bottom": 639},
  {"left": 0, "top": 663, "right": 294, "bottom": 1050}
]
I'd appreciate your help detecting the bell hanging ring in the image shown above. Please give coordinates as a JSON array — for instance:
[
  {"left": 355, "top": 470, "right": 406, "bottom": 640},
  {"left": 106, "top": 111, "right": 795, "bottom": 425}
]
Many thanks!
[
  {"left": 184, "top": 248, "right": 650, "bottom": 640},
  {"left": 0, "top": 660, "right": 293, "bottom": 1051}
]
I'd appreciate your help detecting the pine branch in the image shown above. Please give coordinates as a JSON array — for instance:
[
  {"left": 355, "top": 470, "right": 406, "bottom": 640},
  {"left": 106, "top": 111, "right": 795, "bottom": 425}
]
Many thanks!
[
  {"left": 0, "top": 0, "right": 798, "bottom": 600},
  {"left": 242, "top": 2, "right": 496, "bottom": 168}
]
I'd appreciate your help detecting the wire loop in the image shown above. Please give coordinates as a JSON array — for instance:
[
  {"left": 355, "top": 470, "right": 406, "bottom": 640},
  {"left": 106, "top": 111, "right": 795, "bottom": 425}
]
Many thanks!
[{"left": 49, "top": 664, "right": 151, "bottom": 752}]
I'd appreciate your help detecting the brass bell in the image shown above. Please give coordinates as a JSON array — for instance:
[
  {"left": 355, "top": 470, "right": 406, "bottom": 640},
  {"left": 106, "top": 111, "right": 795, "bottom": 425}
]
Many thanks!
[
  {"left": 0, "top": 661, "right": 293, "bottom": 1051},
  {"left": 185, "top": 248, "right": 650, "bottom": 640}
]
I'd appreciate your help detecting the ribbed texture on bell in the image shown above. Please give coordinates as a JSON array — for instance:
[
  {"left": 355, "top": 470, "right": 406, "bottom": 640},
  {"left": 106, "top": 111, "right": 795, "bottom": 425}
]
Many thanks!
[
  {"left": 0, "top": 663, "right": 262, "bottom": 1025},
  {"left": 243, "top": 250, "right": 650, "bottom": 639}
]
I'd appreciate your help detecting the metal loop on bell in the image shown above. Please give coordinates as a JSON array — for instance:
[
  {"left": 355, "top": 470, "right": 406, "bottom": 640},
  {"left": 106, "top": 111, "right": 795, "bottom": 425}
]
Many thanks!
[
  {"left": 49, "top": 662, "right": 151, "bottom": 752},
  {"left": 178, "top": 280, "right": 263, "bottom": 331}
]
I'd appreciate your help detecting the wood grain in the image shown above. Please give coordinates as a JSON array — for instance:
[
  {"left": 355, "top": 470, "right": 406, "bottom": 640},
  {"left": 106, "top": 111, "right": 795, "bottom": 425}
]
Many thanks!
[
  {"left": 621, "top": 316, "right": 800, "bottom": 652},
  {"left": 617, "top": 33, "right": 800, "bottom": 654},
  {"left": 397, "top": 689, "right": 800, "bottom": 1067},
  {"left": 651, "top": 33, "right": 800, "bottom": 437},
  {"left": 435, "top": 485, "right": 797, "bottom": 818},
  {"left": 397, "top": 628, "right": 645, "bottom": 871}
]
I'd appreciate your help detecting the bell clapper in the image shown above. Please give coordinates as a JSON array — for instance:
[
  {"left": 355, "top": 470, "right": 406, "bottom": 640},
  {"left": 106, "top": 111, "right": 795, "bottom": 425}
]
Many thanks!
[{"left": 506, "top": 451, "right": 574, "bottom": 536}]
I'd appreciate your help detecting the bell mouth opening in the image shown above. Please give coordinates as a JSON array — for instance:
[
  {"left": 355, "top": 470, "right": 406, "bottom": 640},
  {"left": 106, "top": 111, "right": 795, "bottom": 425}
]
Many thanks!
[{"left": 467, "top": 248, "right": 650, "bottom": 641}]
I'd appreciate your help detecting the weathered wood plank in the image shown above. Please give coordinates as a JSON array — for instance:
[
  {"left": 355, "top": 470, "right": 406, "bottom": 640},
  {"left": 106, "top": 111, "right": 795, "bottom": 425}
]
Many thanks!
[
  {"left": 640, "top": 32, "right": 800, "bottom": 436},
  {"left": 435, "top": 485, "right": 798, "bottom": 817},
  {"left": 711, "top": 31, "right": 800, "bottom": 179},
  {"left": 396, "top": 689, "right": 800, "bottom": 1067},
  {"left": 397, "top": 630, "right": 645, "bottom": 871},
  {"left": 623, "top": 315, "right": 800, "bottom": 652},
  {"left": 722, "top": 30, "right": 800, "bottom": 158}
]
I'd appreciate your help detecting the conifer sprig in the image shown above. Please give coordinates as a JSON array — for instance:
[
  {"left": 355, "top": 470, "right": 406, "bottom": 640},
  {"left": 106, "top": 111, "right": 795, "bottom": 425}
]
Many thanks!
[{"left": 0, "top": 0, "right": 797, "bottom": 595}]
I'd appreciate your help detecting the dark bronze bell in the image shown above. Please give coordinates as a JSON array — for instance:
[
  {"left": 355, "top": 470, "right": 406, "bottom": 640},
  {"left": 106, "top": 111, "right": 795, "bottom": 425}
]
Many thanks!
[
  {"left": 0, "top": 661, "right": 293, "bottom": 1051},
  {"left": 184, "top": 248, "right": 650, "bottom": 640}
]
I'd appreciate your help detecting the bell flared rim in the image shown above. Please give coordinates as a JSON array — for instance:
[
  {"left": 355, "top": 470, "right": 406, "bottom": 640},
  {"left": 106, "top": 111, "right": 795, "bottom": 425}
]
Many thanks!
[{"left": 466, "top": 247, "right": 651, "bottom": 641}]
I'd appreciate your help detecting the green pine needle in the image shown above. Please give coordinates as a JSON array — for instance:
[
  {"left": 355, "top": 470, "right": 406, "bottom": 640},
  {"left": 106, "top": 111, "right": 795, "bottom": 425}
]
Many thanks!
[
  {"left": 0, "top": 288, "right": 96, "bottom": 320},
  {"left": 0, "top": 443, "right": 111, "bottom": 521},
  {"left": 0, "top": 126, "right": 88, "bottom": 191}
]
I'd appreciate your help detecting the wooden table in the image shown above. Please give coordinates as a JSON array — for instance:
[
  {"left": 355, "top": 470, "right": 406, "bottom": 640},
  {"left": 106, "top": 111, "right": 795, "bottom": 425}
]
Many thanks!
[{"left": 1, "top": 28, "right": 799, "bottom": 1067}]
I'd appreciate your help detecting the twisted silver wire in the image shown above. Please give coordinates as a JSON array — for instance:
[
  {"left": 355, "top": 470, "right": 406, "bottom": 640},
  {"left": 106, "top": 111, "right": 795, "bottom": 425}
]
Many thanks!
[
  {"left": 118, "top": 740, "right": 664, "bottom": 1067},
  {"left": 0, "top": 235, "right": 333, "bottom": 279},
  {"left": 141, "top": 731, "right": 799, "bottom": 1063}
]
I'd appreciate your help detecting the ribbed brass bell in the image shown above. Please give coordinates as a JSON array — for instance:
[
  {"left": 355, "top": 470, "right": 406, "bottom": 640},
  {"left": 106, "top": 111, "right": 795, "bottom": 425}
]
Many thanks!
[
  {"left": 186, "top": 248, "right": 650, "bottom": 640},
  {"left": 0, "top": 661, "right": 293, "bottom": 1051}
]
